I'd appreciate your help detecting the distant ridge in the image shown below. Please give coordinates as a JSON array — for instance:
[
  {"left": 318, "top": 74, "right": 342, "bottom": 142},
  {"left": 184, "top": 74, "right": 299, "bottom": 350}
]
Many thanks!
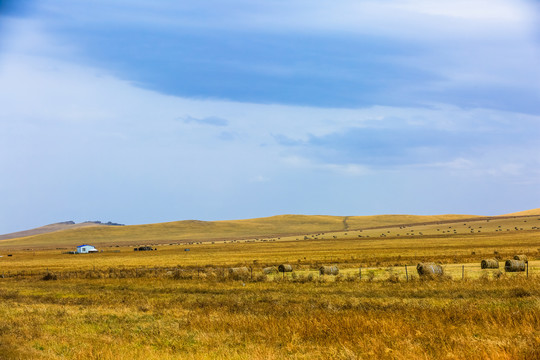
[
  {"left": 0, "top": 221, "right": 124, "bottom": 241},
  {"left": 0, "top": 213, "right": 480, "bottom": 249},
  {"left": 501, "top": 208, "right": 540, "bottom": 216},
  {"left": 1, "top": 208, "right": 538, "bottom": 249}
]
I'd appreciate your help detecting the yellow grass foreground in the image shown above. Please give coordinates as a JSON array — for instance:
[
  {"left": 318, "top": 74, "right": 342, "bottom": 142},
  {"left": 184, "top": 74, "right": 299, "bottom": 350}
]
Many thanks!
[
  {"left": 0, "top": 276, "right": 539, "bottom": 359},
  {"left": 1, "top": 213, "right": 540, "bottom": 359}
]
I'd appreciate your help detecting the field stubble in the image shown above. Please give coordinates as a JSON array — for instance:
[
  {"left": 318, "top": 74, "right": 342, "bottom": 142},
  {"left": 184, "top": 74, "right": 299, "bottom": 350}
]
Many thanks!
[
  {"left": 1, "top": 223, "right": 540, "bottom": 359},
  {"left": 0, "top": 276, "right": 539, "bottom": 359}
]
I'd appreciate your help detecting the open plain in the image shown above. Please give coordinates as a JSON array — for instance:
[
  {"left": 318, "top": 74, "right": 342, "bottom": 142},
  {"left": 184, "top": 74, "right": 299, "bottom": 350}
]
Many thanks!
[{"left": 1, "top": 211, "right": 539, "bottom": 359}]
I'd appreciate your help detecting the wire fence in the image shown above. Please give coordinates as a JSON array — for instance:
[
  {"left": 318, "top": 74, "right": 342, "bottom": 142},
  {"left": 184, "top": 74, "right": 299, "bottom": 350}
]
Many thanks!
[{"left": 0, "top": 260, "right": 536, "bottom": 282}]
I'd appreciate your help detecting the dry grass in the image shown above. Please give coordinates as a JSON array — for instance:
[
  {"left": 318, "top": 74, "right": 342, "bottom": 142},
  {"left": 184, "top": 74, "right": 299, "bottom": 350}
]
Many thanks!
[
  {"left": 0, "top": 213, "right": 489, "bottom": 250},
  {"left": 1, "top": 227, "right": 538, "bottom": 274},
  {"left": 0, "top": 276, "right": 539, "bottom": 359},
  {"left": 1, "top": 213, "right": 540, "bottom": 359}
]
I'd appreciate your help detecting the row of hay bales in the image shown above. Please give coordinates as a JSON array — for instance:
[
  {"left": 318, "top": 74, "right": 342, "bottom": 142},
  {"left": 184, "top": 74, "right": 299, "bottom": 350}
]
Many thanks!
[
  {"left": 481, "top": 255, "right": 528, "bottom": 272},
  {"left": 277, "top": 264, "right": 341, "bottom": 276},
  {"left": 231, "top": 256, "right": 530, "bottom": 279},
  {"left": 229, "top": 265, "right": 294, "bottom": 277},
  {"left": 233, "top": 264, "right": 341, "bottom": 276}
]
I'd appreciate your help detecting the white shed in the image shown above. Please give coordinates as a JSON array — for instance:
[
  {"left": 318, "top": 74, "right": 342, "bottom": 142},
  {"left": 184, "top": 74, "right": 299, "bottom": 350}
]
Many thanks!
[{"left": 76, "top": 245, "right": 98, "bottom": 254}]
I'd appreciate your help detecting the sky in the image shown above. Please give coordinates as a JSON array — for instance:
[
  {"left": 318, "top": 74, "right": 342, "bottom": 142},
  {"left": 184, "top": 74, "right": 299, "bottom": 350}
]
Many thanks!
[{"left": 1, "top": 0, "right": 540, "bottom": 234}]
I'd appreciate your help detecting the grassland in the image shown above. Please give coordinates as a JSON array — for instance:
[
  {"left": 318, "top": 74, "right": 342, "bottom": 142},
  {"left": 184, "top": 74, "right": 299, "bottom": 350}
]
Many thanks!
[
  {"left": 1, "top": 211, "right": 539, "bottom": 359},
  {"left": 0, "top": 213, "right": 486, "bottom": 250},
  {"left": 1, "top": 275, "right": 539, "bottom": 359},
  {"left": 0, "top": 221, "right": 105, "bottom": 241}
]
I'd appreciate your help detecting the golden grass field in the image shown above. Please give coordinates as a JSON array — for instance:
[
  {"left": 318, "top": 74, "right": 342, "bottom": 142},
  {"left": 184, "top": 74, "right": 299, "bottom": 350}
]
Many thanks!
[
  {"left": 0, "top": 213, "right": 487, "bottom": 250},
  {"left": 1, "top": 211, "right": 539, "bottom": 359}
]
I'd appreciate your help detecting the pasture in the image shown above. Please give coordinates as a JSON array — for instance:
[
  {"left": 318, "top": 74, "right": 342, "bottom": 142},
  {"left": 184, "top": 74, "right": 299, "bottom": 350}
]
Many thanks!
[{"left": 1, "top": 214, "right": 540, "bottom": 359}]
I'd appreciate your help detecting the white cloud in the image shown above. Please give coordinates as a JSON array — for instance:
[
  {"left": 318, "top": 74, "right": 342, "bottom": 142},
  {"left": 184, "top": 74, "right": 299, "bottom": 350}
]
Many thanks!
[
  {"left": 1, "top": 7, "right": 540, "bottom": 232},
  {"left": 9, "top": 1, "right": 540, "bottom": 114},
  {"left": 32, "top": 0, "right": 538, "bottom": 39},
  {"left": 392, "top": 0, "right": 529, "bottom": 22},
  {"left": 2, "top": 52, "right": 539, "bottom": 172}
]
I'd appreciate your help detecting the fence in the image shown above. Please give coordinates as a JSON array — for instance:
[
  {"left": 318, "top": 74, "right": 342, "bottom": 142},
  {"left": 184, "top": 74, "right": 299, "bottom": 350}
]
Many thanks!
[{"left": 0, "top": 261, "right": 535, "bottom": 282}]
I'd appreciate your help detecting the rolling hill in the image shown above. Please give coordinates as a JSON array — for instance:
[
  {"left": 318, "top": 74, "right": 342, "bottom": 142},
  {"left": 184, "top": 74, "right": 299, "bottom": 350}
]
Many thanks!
[
  {"left": 0, "top": 213, "right": 482, "bottom": 249},
  {"left": 502, "top": 208, "right": 540, "bottom": 216},
  {"left": 0, "top": 221, "right": 123, "bottom": 241},
  {"left": 1, "top": 209, "right": 538, "bottom": 250}
]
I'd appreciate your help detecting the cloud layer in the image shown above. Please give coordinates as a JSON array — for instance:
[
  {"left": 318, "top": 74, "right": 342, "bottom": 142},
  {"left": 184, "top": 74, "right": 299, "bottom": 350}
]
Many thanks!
[{"left": 1, "top": 1, "right": 540, "bottom": 233}]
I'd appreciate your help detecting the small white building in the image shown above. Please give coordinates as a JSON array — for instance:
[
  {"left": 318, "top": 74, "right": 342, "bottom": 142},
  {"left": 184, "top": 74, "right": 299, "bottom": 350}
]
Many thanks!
[{"left": 76, "top": 244, "right": 98, "bottom": 254}]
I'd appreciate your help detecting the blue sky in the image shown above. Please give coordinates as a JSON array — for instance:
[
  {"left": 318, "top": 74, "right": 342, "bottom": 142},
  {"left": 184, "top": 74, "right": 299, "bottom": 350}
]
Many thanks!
[{"left": 1, "top": 0, "right": 540, "bottom": 233}]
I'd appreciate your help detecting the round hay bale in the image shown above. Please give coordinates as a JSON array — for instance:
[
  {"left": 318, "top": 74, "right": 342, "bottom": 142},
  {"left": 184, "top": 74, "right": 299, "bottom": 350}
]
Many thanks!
[
  {"left": 480, "top": 259, "right": 499, "bottom": 269},
  {"left": 513, "top": 255, "right": 528, "bottom": 262},
  {"left": 262, "top": 266, "right": 278, "bottom": 274},
  {"left": 228, "top": 266, "right": 250, "bottom": 280},
  {"left": 278, "top": 264, "right": 293, "bottom": 273},
  {"left": 319, "top": 265, "right": 339, "bottom": 276},
  {"left": 504, "top": 260, "right": 526, "bottom": 272},
  {"left": 228, "top": 266, "right": 249, "bottom": 275},
  {"left": 416, "top": 262, "right": 443, "bottom": 277}
]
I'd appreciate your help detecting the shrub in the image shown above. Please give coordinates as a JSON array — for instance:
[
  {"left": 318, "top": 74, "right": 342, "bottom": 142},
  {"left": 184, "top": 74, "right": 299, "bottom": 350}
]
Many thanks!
[
  {"left": 253, "top": 273, "right": 267, "bottom": 282},
  {"left": 42, "top": 272, "right": 57, "bottom": 281},
  {"left": 511, "top": 287, "right": 532, "bottom": 298},
  {"left": 479, "top": 272, "right": 489, "bottom": 282}
]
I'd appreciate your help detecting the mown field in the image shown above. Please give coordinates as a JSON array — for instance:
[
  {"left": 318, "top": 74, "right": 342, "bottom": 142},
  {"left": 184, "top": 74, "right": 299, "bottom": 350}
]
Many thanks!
[
  {"left": 0, "top": 213, "right": 489, "bottom": 250},
  {"left": 1, "top": 275, "right": 539, "bottom": 359},
  {"left": 1, "top": 213, "right": 539, "bottom": 359}
]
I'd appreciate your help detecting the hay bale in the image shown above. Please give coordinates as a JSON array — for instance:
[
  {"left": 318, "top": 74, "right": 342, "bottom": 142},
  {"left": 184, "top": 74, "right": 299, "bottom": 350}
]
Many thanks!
[
  {"left": 480, "top": 259, "right": 499, "bottom": 269},
  {"left": 228, "top": 266, "right": 249, "bottom": 275},
  {"left": 228, "top": 267, "right": 250, "bottom": 280},
  {"left": 278, "top": 264, "right": 293, "bottom": 272},
  {"left": 416, "top": 263, "right": 443, "bottom": 277},
  {"left": 262, "top": 266, "right": 278, "bottom": 274},
  {"left": 319, "top": 265, "right": 339, "bottom": 276},
  {"left": 513, "top": 255, "right": 528, "bottom": 262},
  {"left": 505, "top": 260, "right": 526, "bottom": 272}
]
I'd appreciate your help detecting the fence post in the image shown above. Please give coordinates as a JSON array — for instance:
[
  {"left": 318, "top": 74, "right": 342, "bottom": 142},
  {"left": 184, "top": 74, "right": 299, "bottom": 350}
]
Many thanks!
[
  {"left": 462, "top": 265, "right": 464, "bottom": 280},
  {"left": 527, "top": 262, "right": 529, "bottom": 278},
  {"left": 359, "top": 267, "right": 362, "bottom": 281},
  {"left": 405, "top": 265, "right": 408, "bottom": 282},
  {"left": 250, "top": 267, "right": 253, "bottom": 280}
]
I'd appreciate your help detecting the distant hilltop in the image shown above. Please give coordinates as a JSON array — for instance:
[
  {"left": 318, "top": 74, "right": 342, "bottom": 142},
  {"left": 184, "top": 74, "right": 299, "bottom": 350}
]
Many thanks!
[
  {"left": 0, "top": 220, "right": 124, "bottom": 241},
  {"left": 82, "top": 221, "right": 125, "bottom": 226},
  {"left": 1, "top": 208, "right": 538, "bottom": 248}
]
